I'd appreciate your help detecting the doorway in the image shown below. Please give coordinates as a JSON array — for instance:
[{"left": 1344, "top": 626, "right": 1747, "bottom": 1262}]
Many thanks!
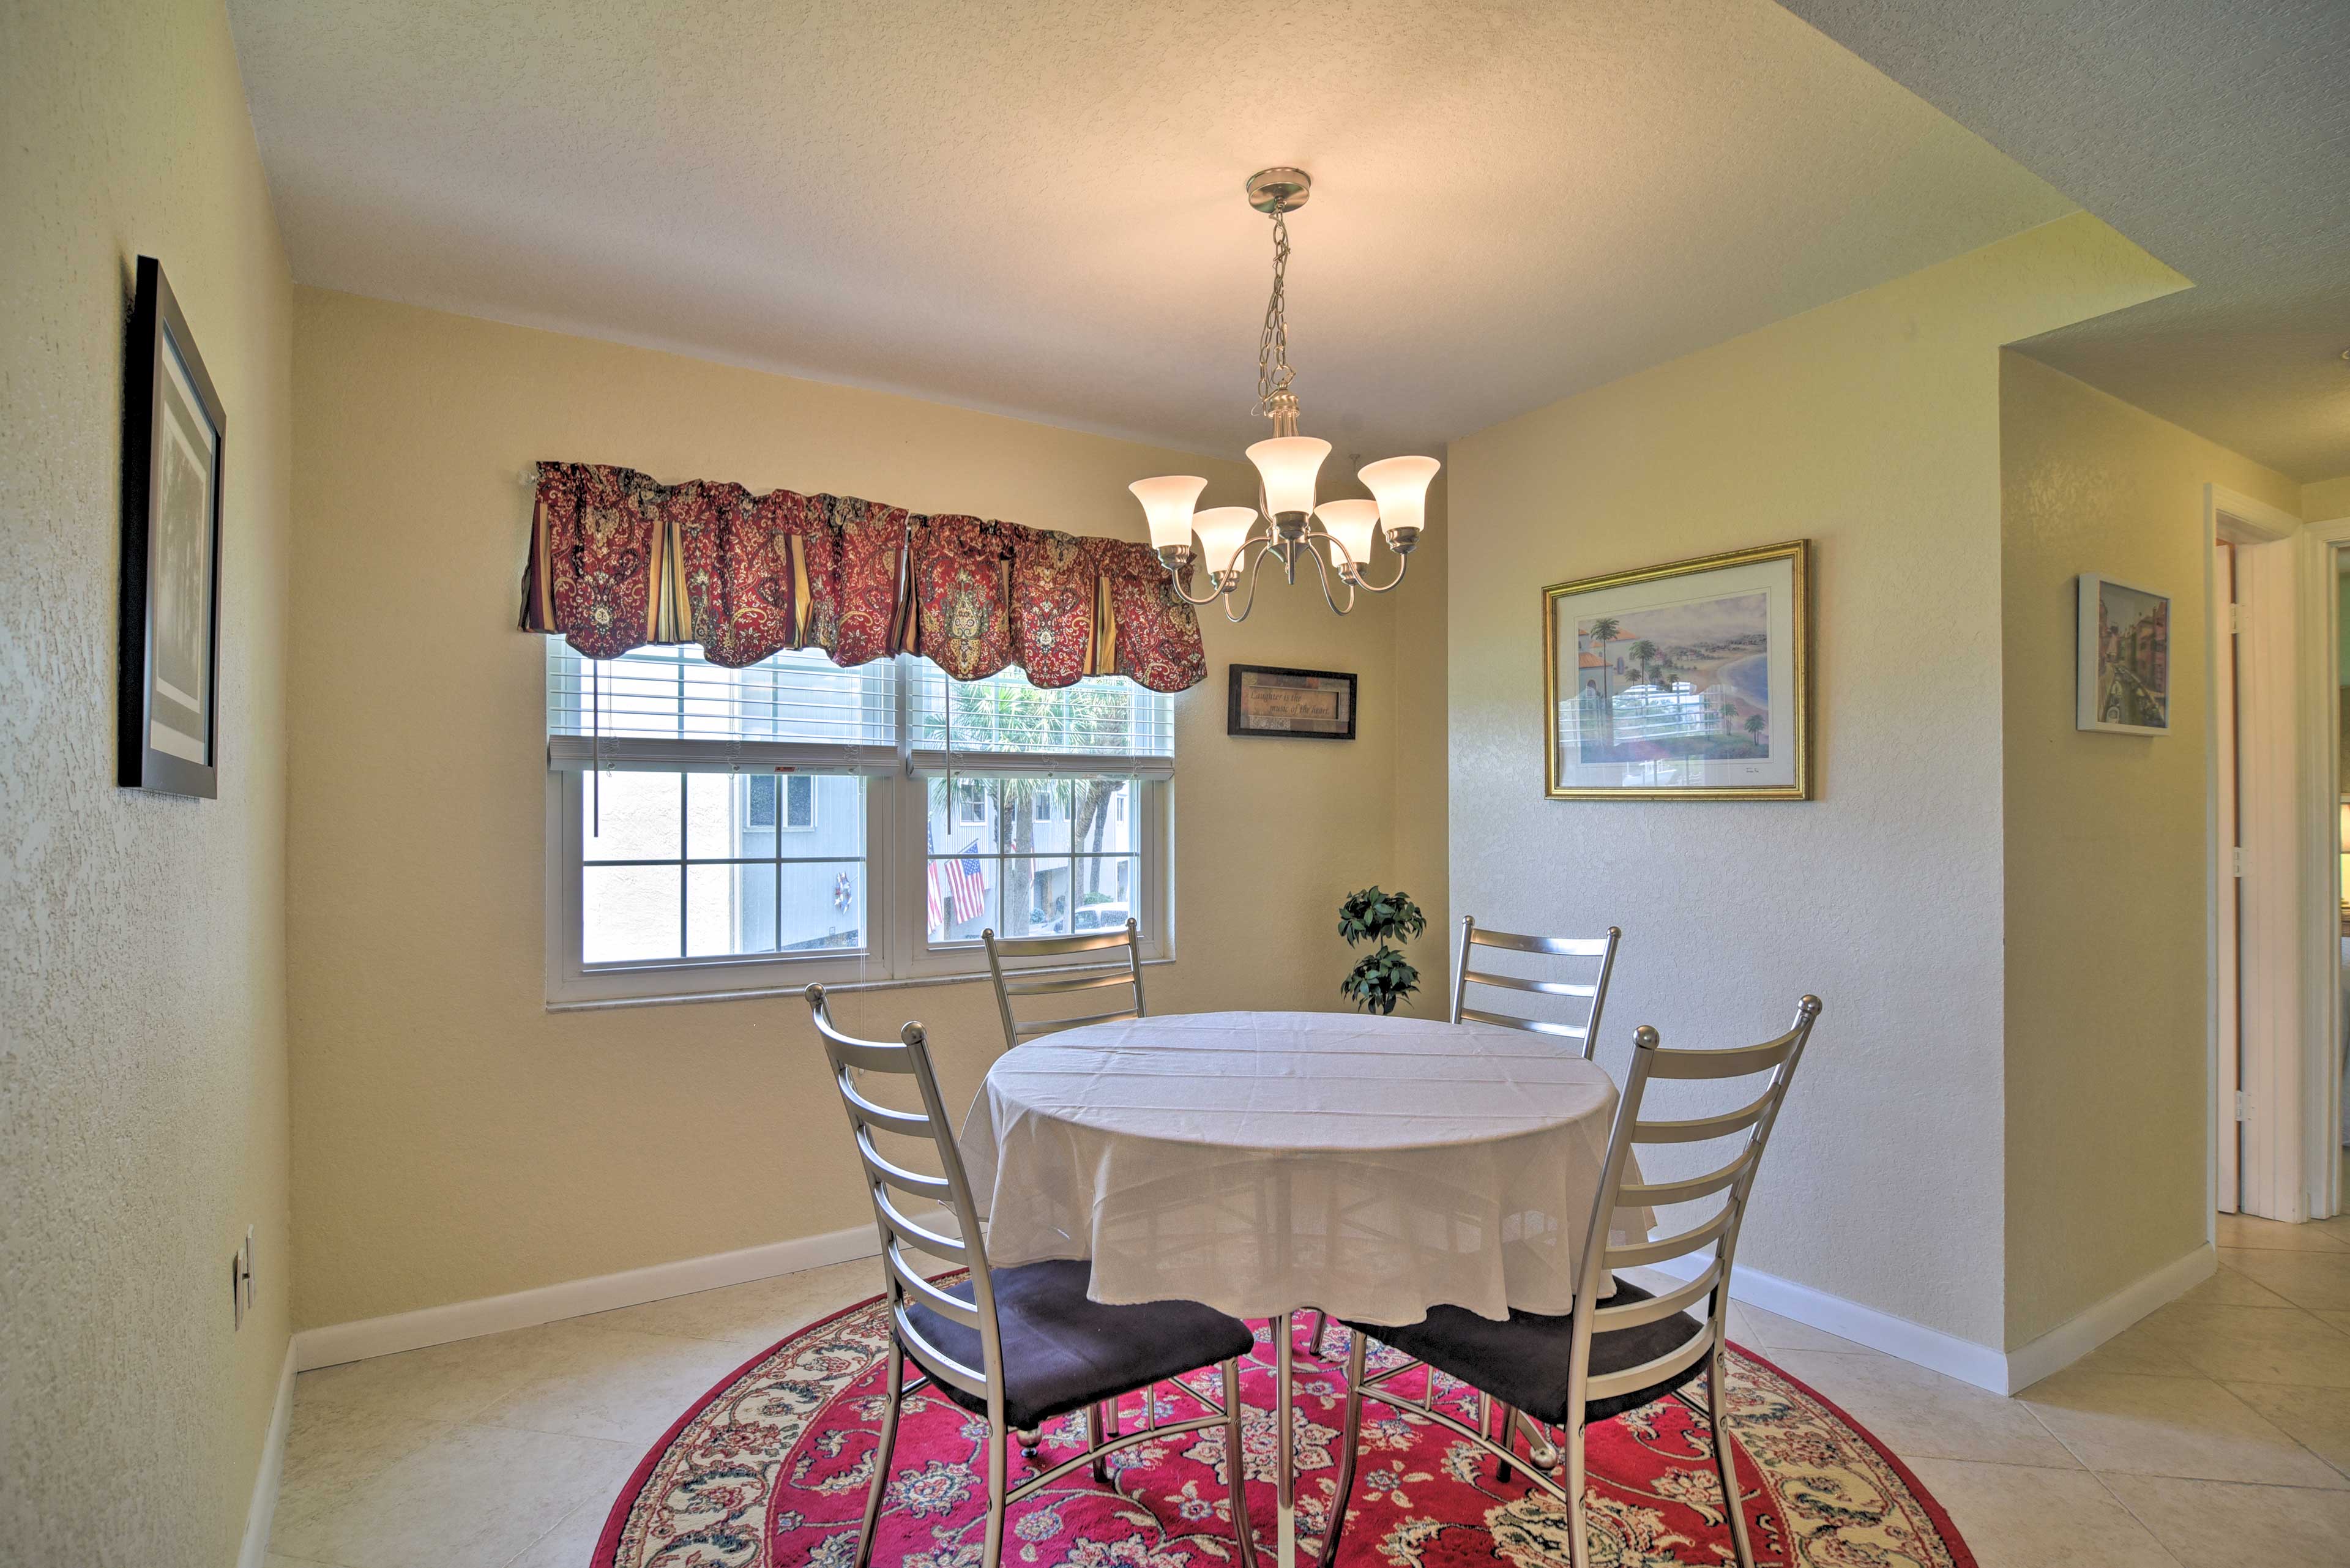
[{"left": 2212, "top": 485, "right": 2340, "bottom": 1226}]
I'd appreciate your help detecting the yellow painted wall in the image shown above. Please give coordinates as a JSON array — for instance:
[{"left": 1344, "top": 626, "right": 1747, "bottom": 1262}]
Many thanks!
[
  {"left": 1445, "top": 214, "right": 2188, "bottom": 1349},
  {"left": 0, "top": 1, "right": 294, "bottom": 1559},
  {"left": 1997, "top": 352, "right": 2300, "bottom": 1343},
  {"left": 2307, "top": 476, "right": 2350, "bottom": 523},
  {"left": 286, "top": 288, "right": 1435, "bottom": 1329}
]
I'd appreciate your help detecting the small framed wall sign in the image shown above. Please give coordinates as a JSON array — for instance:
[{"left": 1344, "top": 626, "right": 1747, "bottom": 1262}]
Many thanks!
[
  {"left": 1542, "top": 539, "right": 1811, "bottom": 799},
  {"left": 119, "top": 255, "right": 227, "bottom": 797},
  {"left": 1228, "top": 664, "right": 1357, "bottom": 739},
  {"left": 2076, "top": 573, "right": 2169, "bottom": 734}
]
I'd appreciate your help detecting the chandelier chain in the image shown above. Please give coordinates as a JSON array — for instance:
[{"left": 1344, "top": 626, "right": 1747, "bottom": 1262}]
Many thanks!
[{"left": 1253, "top": 204, "right": 1295, "bottom": 422}]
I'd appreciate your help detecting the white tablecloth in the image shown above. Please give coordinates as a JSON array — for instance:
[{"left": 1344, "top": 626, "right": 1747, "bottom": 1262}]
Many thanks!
[{"left": 960, "top": 1010, "right": 1648, "bottom": 1325}]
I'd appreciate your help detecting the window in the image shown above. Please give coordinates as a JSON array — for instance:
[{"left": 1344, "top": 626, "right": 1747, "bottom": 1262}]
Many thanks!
[
  {"left": 545, "top": 643, "right": 1172, "bottom": 1002},
  {"left": 750, "top": 773, "right": 817, "bottom": 831}
]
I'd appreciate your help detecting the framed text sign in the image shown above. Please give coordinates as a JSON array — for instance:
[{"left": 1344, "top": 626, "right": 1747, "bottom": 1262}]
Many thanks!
[{"left": 1228, "top": 664, "right": 1357, "bottom": 740}]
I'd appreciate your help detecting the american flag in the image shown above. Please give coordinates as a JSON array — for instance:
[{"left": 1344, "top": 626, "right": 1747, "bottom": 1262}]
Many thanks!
[{"left": 927, "top": 844, "right": 989, "bottom": 930}]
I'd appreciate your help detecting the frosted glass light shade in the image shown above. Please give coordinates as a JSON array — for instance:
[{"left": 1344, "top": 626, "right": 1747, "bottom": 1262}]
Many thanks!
[
  {"left": 1128, "top": 476, "right": 1209, "bottom": 551},
  {"left": 1359, "top": 454, "right": 1441, "bottom": 539},
  {"left": 1314, "top": 499, "right": 1381, "bottom": 569},
  {"left": 1191, "top": 507, "right": 1259, "bottom": 575},
  {"left": 1246, "top": 436, "right": 1331, "bottom": 519}
]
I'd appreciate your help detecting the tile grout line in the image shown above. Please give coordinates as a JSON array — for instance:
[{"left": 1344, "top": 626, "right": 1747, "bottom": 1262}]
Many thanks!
[
  {"left": 2076, "top": 1461, "right": 2192, "bottom": 1567},
  {"left": 498, "top": 1498, "right": 602, "bottom": 1568}
]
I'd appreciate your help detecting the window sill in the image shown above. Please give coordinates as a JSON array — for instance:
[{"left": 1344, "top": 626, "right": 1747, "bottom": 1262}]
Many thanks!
[{"left": 545, "top": 955, "right": 1176, "bottom": 1014}]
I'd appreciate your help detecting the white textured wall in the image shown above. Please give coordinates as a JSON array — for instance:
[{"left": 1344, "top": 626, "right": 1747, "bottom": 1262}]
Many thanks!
[
  {"left": 1446, "top": 215, "right": 2187, "bottom": 1349},
  {"left": 0, "top": 0, "right": 294, "bottom": 1559}
]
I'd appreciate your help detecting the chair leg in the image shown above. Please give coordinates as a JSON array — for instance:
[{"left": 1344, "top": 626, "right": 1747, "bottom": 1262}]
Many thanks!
[
  {"left": 1494, "top": 1401, "right": 1518, "bottom": 1484},
  {"left": 1016, "top": 1425, "right": 1042, "bottom": 1466},
  {"left": 1707, "top": 1348, "right": 1757, "bottom": 1568},
  {"left": 1307, "top": 1309, "right": 1330, "bottom": 1358},
  {"left": 982, "top": 1417, "right": 1010, "bottom": 1568},
  {"left": 1088, "top": 1402, "right": 1112, "bottom": 1484},
  {"left": 853, "top": 1340, "right": 905, "bottom": 1568},
  {"left": 1222, "top": 1358, "right": 1258, "bottom": 1568},
  {"left": 1562, "top": 1417, "right": 1591, "bottom": 1568},
  {"left": 1316, "top": 1334, "right": 1367, "bottom": 1568}
]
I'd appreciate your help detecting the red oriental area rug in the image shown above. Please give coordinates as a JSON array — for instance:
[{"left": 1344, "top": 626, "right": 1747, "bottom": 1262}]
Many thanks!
[{"left": 594, "top": 1286, "right": 1975, "bottom": 1568}]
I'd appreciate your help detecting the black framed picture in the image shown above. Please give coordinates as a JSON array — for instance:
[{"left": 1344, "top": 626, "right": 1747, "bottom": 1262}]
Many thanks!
[
  {"left": 1227, "top": 664, "right": 1357, "bottom": 740},
  {"left": 119, "top": 256, "right": 226, "bottom": 798}
]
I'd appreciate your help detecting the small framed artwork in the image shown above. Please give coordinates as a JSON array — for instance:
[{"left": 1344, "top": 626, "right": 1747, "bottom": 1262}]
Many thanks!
[
  {"left": 1228, "top": 664, "right": 1357, "bottom": 740},
  {"left": 1542, "top": 539, "right": 1811, "bottom": 800},
  {"left": 119, "top": 256, "right": 226, "bottom": 798},
  {"left": 2076, "top": 574, "right": 2169, "bottom": 734}
]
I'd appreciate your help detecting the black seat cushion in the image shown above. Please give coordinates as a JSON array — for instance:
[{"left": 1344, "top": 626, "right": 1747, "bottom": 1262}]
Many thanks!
[
  {"left": 902, "top": 1260, "right": 1258, "bottom": 1430},
  {"left": 1346, "top": 1277, "right": 1709, "bottom": 1427}
]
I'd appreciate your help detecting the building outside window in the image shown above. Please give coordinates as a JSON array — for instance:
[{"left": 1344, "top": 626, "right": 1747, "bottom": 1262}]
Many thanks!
[{"left": 543, "top": 643, "right": 1172, "bottom": 1003}]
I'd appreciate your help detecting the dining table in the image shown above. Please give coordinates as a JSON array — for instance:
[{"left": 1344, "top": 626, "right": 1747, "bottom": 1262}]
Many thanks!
[{"left": 959, "top": 1009, "right": 1647, "bottom": 1568}]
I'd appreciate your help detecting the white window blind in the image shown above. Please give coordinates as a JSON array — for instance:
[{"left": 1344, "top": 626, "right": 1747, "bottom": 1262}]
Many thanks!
[
  {"left": 546, "top": 643, "right": 896, "bottom": 774},
  {"left": 908, "top": 663, "right": 1175, "bottom": 778}
]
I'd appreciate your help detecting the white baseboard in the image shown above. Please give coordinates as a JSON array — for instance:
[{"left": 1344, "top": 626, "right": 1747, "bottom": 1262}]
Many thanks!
[
  {"left": 293, "top": 1225, "right": 881, "bottom": 1372},
  {"left": 1648, "top": 1242, "right": 2216, "bottom": 1395},
  {"left": 1999, "top": 1242, "right": 2215, "bottom": 1392},
  {"left": 1645, "top": 1253, "right": 2010, "bottom": 1392},
  {"left": 238, "top": 1338, "right": 297, "bottom": 1568}
]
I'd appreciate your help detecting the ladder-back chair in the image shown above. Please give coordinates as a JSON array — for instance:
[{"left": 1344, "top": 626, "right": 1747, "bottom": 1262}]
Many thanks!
[
  {"left": 1451, "top": 915, "right": 1622, "bottom": 1058},
  {"left": 1323, "top": 996, "right": 1823, "bottom": 1568},
  {"left": 805, "top": 984, "right": 1256, "bottom": 1568},
  {"left": 982, "top": 917, "right": 1146, "bottom": 1055}
]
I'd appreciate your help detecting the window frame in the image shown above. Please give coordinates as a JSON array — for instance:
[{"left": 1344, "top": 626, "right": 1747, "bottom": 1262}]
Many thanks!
[{"left": 543, "top": 652, "right": 1173, "bottom": 1007}]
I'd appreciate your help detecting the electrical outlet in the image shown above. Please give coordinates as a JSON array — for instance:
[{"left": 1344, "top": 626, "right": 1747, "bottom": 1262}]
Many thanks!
[{"left": 231, "top": 1227, "right": 254, "bottom": 1330}]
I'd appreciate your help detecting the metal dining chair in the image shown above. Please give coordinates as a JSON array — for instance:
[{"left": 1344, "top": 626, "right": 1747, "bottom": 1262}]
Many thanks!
[
  {"left": 1320, "top": 996, "right": 1823, "bottom": 1568},
  {"left": 1304, "top": 916, "right": 1623, "bottom": 1359},
  {"left": 1452, "top": 916, "right": 1623, "bottom": 1058},
  {"left": 982, "top": 916, "right": 1146, "bottom": 1055},
  {"left": 805, "top": 984, "right": 1256, "bottom": 1568}
]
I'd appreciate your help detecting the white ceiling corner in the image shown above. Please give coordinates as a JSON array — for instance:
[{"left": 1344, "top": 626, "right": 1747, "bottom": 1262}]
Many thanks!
[{"left": 1779, "top": 0, "right": 2350, "bottom": 483}]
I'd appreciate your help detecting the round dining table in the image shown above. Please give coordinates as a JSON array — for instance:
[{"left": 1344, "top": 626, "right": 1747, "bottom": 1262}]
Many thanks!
[{"left": 958, "top": 1009, "right": 1646, "bottom": 1568}]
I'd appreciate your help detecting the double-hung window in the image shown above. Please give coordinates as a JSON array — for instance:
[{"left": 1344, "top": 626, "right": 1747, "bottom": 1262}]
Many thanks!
[{"left": 544, "top": 642, "right": 1173, "bottom": 1004}]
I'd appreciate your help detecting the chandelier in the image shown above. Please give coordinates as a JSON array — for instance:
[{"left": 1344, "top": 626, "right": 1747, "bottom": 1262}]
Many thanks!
[{"left": 1129, "top": 168, "right": 1439, "bottom": 621}]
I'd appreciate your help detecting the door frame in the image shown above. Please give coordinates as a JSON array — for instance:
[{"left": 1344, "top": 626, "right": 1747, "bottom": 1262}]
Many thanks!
[
  {"left": 2296, "top": 504, "right": 2350, "bottom": 1220},
  {"left": 2210, "top": 484, "right": 2327, "bottom": 1224}
]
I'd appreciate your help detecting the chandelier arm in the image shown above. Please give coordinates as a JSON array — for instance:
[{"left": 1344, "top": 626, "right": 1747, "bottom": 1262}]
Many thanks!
[
  {"left": 1299, "top": 537, "right": 1356, "bottom": 617},
  {"left": 1346, "top": 552, "right": 1411, "bottom": 595},
  {"left": 1166, "top": 569, "right": 1227, "bottom": 608},
  {"left": 1221, "top": 534, "right": 1283, "bottom": 624}
]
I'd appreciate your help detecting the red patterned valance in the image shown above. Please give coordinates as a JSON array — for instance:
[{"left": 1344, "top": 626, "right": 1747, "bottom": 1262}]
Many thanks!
[{"left": 518, "top": 462, "right": 1204, "bottom": 692}]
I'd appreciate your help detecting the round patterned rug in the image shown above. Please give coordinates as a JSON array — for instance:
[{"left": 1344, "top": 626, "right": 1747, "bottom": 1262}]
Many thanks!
[{"left": 594, "top": 1285, "right": 1975, "bottom": 1568}]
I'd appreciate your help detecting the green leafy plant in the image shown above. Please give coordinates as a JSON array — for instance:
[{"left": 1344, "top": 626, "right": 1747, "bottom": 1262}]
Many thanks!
[{"left": 1337, "top": 886, "right": 1427, "bottom": 1015}]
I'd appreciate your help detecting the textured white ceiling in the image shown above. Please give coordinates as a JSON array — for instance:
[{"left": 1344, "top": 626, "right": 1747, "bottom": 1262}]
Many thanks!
[
  {"left": 227, "top": 0, "right": 2074, "bottom": 460},
  {"left": 1780, "top": 0, "right": 2350, "bottom": 483}
]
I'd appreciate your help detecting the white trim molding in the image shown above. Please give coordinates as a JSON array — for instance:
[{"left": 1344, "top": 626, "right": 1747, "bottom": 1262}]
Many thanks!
[
  {"left": 2001, "top": 1244, "right": 2217, "bottom": 1392},
  {"left": 237, "top": 1338, "right": 297, "bottom": 1568},
  {"left": 2296, "top": 504, "right": 2350, "bottom": 1219},
  {"left": 2209, "top": 485, "right": 2314, "bottom": 1222},
  {"left": 293, "top": 1225, "right": 884, "bottom": 1371},
  {"left": 1648, "top": 1243, "right": 2215, "bottom": 1395}
]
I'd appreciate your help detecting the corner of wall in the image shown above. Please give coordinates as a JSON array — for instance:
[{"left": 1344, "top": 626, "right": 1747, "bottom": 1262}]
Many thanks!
[{"left": 1995, "top": 348, "right": 2300, "bottom": 1346}]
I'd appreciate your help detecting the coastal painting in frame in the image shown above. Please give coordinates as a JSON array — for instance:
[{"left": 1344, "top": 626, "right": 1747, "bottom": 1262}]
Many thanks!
[
  {"left": 1543, "top": 540, "right": 1810, "bottom": 799},
  {"left": 2075, "top": 574, "right": 2169, "bottom": 734}
]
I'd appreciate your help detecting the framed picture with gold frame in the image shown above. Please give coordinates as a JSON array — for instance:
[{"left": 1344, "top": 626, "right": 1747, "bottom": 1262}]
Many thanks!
[{"left": 1542, "top": 540, "right": 1810, "bottom": 800}]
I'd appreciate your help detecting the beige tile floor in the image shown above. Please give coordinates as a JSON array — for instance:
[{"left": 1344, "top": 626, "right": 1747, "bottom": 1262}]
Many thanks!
[{"left": 270, "top": 1213, "right": 2350, "bottom": 1568}]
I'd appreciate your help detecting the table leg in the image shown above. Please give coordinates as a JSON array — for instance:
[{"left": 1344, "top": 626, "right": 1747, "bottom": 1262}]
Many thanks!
[{"left": 1275, "top": 1309, "right": 1296, "bottom": 1568}]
